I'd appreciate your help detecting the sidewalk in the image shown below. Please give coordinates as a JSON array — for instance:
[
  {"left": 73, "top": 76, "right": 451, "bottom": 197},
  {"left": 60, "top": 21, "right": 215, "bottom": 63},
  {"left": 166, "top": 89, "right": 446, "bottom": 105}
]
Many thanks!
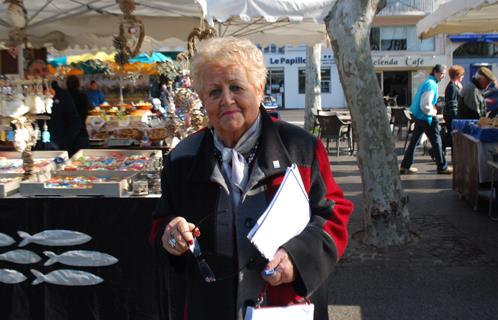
[{"left": 279, "top": 110, "right": 498, "bottom": 320}]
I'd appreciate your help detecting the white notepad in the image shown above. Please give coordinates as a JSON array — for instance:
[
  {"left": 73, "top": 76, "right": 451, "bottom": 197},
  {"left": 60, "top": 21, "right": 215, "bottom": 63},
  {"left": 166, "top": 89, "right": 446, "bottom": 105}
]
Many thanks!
[{"left": 247, "top": 164, "right": 310, "bottom": 260}]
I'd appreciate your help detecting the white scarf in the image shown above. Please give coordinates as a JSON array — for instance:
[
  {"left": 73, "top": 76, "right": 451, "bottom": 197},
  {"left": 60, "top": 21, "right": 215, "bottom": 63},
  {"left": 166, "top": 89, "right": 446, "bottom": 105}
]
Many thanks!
[{"left": 213, "top": 115, "right": 261, "bottom": 206}]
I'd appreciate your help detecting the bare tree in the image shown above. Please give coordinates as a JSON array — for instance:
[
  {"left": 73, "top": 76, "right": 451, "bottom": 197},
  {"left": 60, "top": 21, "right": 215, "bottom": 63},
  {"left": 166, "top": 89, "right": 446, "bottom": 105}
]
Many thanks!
[
  {"left": 325, "top": 0, "right": 411, "bottom": 246},
  {"left": 304, "top": 43, "right": 322, "bottom": 131}
]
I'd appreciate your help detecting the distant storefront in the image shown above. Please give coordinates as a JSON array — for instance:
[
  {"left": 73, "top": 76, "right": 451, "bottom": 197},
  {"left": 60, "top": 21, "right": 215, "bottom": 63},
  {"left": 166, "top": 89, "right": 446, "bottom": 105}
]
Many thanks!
[{"left": 262, "top": 48, "right": 448, "bottom": 109}]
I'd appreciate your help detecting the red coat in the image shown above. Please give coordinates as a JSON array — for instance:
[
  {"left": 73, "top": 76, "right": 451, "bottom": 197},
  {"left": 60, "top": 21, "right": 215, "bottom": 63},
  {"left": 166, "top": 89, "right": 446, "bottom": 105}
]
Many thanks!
[{"left": 150, "top": 110, "right": 353, "bottom": 320}]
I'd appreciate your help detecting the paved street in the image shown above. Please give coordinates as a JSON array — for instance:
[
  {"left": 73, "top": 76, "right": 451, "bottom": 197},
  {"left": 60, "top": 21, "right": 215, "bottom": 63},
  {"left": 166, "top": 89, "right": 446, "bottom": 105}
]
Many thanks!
[{"left": 278, "top": 109, "right": 498, "bottom": 320}]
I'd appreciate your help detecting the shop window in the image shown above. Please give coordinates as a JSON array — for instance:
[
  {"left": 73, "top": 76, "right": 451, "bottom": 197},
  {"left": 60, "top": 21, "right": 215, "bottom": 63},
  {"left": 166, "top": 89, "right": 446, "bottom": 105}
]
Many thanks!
[
  {"left": 321, "top": 68, "right": 331, "bottom": 93},
  {"left": 454, "top": 42, "right": 498, "bottom": 58},
  {"left": 298, "top": 68, "right": 331, "bottom": 94},
  {"left": 264, "top": 44, "right": 277, "bottom": 53},
  {"left": 370, "top": 26, "right": 434, "bottom": 51}
]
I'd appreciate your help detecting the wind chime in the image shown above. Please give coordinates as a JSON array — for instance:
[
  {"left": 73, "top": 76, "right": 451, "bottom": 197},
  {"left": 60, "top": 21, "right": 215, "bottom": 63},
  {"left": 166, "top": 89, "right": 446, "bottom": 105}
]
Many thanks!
[
  {"left": 1, "top": 0, "right": 50, "bottom": 180},
  {"left": 0, "top": 78, "right": 54, "bottom": 180},
  {"left": 113, "top": 0, "right": 145, "bottom": 65},
  {"left": 112, "top": 0, "right": 145, "bottom": 103},
  {"left": 3, "top": 0, "right": 27, "bottom": 59}
]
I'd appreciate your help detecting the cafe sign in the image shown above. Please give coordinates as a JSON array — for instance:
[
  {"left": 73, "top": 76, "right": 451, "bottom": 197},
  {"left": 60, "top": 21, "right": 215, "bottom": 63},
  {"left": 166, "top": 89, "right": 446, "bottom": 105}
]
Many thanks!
[{"left": 372, "top": 55, "right": 446, "bottom": 69}]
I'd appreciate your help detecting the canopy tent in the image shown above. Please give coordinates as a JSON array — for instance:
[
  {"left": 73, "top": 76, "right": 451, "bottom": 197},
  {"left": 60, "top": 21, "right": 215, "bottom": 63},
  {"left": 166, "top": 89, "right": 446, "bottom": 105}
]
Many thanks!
[
  {"left": 0, "top": 0, "right": 203, "bottom": 52},
  {"left": 204, "top": 0, "right": 333, "bottom": 46},
  {"left": 48, "top": 52, "right": 116, "bottom": 67},
  {"left": 47, "top": 51, "right": 173, "bottom": 76},
  {"left": 417, "top": 0, "right": 498, "bottom": 39},
  {"left": 0, "top": 0, "right": 333, "bottom": 52},
  {"left": 129, "top": 52, "right": 171, "bottom": 63}
]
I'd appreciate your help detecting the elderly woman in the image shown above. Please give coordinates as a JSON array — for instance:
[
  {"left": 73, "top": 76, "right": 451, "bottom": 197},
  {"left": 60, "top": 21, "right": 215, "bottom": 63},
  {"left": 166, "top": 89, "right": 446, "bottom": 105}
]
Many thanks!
[{"left": 150, "top": 37, "right": 353, "bottom": 320}]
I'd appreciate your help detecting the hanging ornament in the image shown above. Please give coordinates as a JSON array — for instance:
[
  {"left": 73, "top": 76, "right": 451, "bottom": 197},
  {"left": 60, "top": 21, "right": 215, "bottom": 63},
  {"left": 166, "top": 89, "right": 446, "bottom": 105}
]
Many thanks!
[
  {"left": 176, "top": 25, "right": 217, "bottom": 64},
  {"left": 118, "top": 0, "right": 136, "bottom": 16},
  {"left": 5, "top": 0, "right": 26, "bottom": 29},
  {"left": 114, "top": 0, "right": 144, "bottom": 65},
  {"left": 4, "top": 0, "right": 27, "bottom": 46},
  {"left": 42, "top": 121, "right": 50, "bottom": 143}
]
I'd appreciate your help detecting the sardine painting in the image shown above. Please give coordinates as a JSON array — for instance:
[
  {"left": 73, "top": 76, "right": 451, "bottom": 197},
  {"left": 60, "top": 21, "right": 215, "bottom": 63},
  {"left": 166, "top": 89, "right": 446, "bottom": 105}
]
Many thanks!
[
  {"left": 0, "top": 249, "right": 41, "bottom": 264},
  {"left": 30, "top": 269, "right": 103, "bottom": 286},
  {"left": 44, "top": 250, "right": 118, "bottom": 267},
  {"left": 0, "top": 233, "right": 15, "bottom": 247},
  {"left": 0, "top": 269, "right": 27, "bottom": 284},
  {"left": 18, "top": 230, "right": 92, "bottom": 247}
]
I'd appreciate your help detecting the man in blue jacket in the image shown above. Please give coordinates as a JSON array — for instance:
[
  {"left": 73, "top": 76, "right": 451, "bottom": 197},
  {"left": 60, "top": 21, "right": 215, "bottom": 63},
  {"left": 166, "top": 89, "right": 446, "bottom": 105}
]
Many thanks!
[
  {"left": 400, "top": 64, "right": 452, "bottom": 174},
  {"left": 86, "top": 80, "right": 105, "bottom": 107}
]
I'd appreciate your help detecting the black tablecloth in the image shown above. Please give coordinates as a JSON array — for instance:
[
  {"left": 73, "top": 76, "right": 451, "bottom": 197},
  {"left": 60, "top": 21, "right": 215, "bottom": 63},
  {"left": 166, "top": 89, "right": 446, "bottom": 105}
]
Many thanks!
[{"left": 0, "top": 197, "right": 166, "bottom": 320}]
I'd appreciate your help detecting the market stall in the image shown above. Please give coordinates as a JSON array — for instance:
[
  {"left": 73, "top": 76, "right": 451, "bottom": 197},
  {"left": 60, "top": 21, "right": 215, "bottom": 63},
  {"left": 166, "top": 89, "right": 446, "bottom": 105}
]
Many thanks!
[
  {"left": 0, "top": 1, "right": 336, "bottom": 319},
  {"left": 452, "top": 119, "right": 498, "bottom": 210},
  {"left": 0, "top": 196, "right": 163, "bottom": 320},
  {"left": 0, "top": 145, "right": 166, "bottom": 319}
]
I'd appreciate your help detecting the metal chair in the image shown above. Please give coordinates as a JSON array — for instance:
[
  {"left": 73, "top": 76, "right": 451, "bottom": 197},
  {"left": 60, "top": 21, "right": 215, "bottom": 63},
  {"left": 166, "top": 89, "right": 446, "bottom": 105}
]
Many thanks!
[
  {"left": 391, "top": 107, "right": 410, "bottom": 138},
  {"left": 312, "top": 109, "right": 335, "bottom": 136},
  {"left": 403, "top": 110, "right": 416, "bottom": 152},
  {"left": 317, "top": 114, "right": 352, "bottom": 156}
]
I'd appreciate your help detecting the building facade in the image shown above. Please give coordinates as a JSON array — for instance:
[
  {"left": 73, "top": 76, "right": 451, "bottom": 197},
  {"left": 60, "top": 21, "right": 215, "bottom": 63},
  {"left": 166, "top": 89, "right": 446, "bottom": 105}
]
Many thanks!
[{"left": 262, "top": 0, "right": 452, "bottom": 109}]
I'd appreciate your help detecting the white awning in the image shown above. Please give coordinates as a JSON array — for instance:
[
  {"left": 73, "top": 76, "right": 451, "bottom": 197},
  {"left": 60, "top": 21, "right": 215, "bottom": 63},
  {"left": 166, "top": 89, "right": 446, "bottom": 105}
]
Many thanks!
[
  {"left": 0, "top": 0, "right": 335, "bottom": 52},
  {"left": 417, "top": 0, "right": 498, "bottom": 39}
]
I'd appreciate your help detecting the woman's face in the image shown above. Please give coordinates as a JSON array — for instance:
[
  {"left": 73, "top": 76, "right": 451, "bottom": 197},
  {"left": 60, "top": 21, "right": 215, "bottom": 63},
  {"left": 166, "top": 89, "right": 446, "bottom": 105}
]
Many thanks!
[{"left": 199, "top": 64, "right": 262, "bottom": 145}]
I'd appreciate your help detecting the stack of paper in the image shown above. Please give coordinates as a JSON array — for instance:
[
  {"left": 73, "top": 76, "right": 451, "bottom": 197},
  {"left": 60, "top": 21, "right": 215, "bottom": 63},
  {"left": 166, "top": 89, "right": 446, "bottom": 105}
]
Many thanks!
[{"left": 247, "top": 164, "right": 310, "bottom": 260}]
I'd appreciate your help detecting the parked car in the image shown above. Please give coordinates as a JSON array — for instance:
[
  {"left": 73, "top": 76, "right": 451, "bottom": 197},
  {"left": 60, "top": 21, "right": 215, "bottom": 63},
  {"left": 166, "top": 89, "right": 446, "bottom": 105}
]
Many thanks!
[
  {"left": 262, "top": 96, "right": 280, "bottom": 119},
  {"left": 262, "top": 96, "right": 278, "bottom": 110}
]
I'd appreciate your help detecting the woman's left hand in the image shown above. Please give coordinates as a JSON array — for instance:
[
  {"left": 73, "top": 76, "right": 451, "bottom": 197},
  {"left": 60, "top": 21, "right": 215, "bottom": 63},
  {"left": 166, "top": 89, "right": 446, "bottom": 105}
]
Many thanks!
[{"left": 262, "top": 248, "right": 296, "bottom": 286}]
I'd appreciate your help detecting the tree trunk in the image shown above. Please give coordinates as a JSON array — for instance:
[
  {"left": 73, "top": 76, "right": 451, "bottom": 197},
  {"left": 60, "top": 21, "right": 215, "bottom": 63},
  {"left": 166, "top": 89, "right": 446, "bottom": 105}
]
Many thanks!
[
  {"left": 304, "top": 44, "right": 321, "bottom": 131},
  {"left": 325, "top": 0, "right": 410, "bottom": 246}
]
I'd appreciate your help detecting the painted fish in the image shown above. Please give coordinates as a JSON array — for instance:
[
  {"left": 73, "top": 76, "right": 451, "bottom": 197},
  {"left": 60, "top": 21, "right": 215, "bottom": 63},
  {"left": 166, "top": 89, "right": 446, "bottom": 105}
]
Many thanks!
[
  {"left": 0, "top": 269, "right": 26, "bottom": 284},
  {"left": 43, "top": 250, "right": 118, "bottom": 267},
  {"left": 17, "top": 230, "right": 92, "bottom": 247},
  {"left": 30, "top": 269, "right": 103, "bottom": 286},
  {"left": 0, "top": 233, "right": 15, "bottom": 247},
  {"left": 0, "top": 249, "right": 41, "bottom": 264}
]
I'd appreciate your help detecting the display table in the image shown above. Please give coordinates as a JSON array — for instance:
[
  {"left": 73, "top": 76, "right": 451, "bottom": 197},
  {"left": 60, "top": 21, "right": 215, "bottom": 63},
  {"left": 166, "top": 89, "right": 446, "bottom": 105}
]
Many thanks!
[
  {"left": 452, "top": 132, "right": 498, "bottom": 210},
  {"left": 0, "top": 196, "right": 166, "bottom": 320}
]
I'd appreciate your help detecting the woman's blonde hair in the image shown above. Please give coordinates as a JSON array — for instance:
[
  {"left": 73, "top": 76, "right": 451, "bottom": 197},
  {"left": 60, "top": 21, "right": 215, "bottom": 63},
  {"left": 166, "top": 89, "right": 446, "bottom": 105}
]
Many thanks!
[{"left": 190, "top": 37, "right": 267, "bottom": 95}]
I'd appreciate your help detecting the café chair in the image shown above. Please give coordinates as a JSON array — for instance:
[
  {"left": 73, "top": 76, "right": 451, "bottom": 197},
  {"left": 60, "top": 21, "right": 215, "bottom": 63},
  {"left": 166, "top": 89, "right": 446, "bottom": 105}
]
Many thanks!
[
  {"left": 312, "top": 108, "right": 335, "bottom": 136},
  {"left": 403, "top": 110, "right": 416, "bottom": 152},
  {"left": 391, "top": 107, "right": 410, "bottom": 138},
  {"left": 318, "top": 114, "right": 352, "bottom": 157}
]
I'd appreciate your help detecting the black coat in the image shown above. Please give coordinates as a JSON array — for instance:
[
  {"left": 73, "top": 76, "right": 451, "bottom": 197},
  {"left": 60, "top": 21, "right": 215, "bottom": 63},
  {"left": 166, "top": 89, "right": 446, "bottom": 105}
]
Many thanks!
[
  {"left": 150, "top": 110, "right": 353, "bottom": 320},
  {"left": 49, "top": 83, "right": 82, "bottom": 155},
  {"left": 68, "top": 89, "right": 90, "bottom": 150},
  {"left": 444, "top": 81, "right": 460, "bottom": 118}
]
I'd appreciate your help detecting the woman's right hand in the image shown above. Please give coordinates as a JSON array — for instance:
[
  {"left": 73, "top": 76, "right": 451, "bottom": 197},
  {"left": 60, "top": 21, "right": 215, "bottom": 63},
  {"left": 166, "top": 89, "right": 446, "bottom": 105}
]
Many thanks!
[{"left": 162, "top": 217, "right": 196, "bottom": 256}]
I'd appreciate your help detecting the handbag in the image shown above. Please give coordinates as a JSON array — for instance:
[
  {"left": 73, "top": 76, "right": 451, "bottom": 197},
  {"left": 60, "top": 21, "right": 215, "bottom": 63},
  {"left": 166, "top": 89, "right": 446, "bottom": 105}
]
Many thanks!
[{"left": 244, "top": 285, "right": 314, "bottom": 320}]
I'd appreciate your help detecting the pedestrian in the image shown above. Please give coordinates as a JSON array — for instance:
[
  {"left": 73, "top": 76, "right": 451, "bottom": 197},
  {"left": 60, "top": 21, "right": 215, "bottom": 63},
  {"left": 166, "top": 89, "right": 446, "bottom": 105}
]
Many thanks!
[
  {"left": 443, "top": 65, "right": 464, "bottom": 150},
  {"left": 457, "top": 67, "right": 496, "bottom": 119},
  {"left": 484, "top": 79, "right": 498, "bottom": 118},
  {"left": 66, "top": 75, "right": 90, "bottom": 153},
  {"left": 400, "top": 64, "right": 452, "bottom": 174},
  {"left": 150, "top": 37, "right": 353, "bottom": 320}
]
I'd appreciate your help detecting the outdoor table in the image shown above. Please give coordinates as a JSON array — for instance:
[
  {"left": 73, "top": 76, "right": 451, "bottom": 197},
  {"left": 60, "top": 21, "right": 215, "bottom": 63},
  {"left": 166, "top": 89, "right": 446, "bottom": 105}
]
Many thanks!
[
  {"left": 453, "top": 132, "right": 498, "bottom": 210},
  {"left": 488, "top": 160, "right": 498, "bottom": 218},
  {"left": 0, "top": 195, "right": 165, "bottom": 320}
]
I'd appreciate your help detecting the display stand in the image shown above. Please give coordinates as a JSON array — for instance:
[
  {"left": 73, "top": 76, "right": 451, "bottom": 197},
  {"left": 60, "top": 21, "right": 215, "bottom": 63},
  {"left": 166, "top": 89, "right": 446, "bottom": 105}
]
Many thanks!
[{"left": 3, "top": 114, "right": 51, "bottom": 180}]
